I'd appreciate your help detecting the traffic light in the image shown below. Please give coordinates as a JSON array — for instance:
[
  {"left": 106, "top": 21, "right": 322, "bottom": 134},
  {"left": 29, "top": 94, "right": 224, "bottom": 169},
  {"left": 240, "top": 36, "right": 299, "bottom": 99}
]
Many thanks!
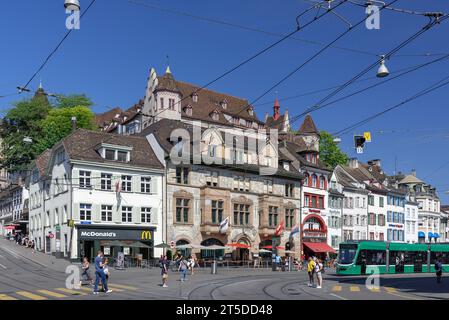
[{"left": 354, "top": 135, "right": 366, "bottom": 154}]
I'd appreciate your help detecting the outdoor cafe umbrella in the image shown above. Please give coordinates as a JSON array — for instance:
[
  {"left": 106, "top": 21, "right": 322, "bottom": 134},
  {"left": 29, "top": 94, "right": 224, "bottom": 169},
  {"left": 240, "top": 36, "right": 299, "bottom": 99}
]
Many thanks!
[
  {"left": 129, "top": 242, "right": 152, "bottom": 262},
  {"left": 258, "top": 249, "right": 272, "bottom": 253},
  {"left": 154, "top": 242, "right": 171, "bottom": 254}
]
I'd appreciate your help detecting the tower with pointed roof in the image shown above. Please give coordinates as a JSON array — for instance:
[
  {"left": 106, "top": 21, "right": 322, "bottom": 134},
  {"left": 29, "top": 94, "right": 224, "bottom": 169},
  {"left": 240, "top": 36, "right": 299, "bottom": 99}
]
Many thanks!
[
  {"left": 265, "top": 98, "right": 290, "bottom": 134},
  {"left": 143, "top": 66, "right": 182, "bottom": 128},
  {"left": 297, "top": 114, "right": 320, "bottom": 153}
]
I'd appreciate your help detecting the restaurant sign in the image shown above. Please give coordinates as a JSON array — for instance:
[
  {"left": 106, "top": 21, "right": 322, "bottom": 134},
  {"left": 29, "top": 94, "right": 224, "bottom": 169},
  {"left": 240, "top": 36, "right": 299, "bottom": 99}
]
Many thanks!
[{"left": 78, "top": 228, "right": 154, "bottom": 241}]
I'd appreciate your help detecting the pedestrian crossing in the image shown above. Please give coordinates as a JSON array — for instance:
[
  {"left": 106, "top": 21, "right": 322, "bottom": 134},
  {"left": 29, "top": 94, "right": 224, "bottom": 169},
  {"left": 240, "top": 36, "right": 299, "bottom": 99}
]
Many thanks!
[
  {"left": 330, "top": 284, "right": 398, "bottom": 293},
  {"left": 0, "top": 284, "right": 139, "bottom": 300}
]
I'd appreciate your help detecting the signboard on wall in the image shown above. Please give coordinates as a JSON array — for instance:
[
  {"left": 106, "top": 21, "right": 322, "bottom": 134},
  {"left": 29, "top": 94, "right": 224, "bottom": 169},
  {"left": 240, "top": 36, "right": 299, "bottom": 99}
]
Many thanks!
[{"left": 78, "top": 227, "right": 155, "bottom": 241}]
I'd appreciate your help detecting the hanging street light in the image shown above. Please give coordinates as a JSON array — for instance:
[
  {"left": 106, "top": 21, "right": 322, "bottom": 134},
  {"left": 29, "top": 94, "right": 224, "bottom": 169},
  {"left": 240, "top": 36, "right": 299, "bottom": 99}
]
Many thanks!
[
  {"left": 333, "top": 137, "right": 342, "bottom": 144},
  {"left": 377, "top": 55, "right": 390, "bottom": 78},
  {"left": 64, "top": 0, "right": 80, "bottom": 11}
]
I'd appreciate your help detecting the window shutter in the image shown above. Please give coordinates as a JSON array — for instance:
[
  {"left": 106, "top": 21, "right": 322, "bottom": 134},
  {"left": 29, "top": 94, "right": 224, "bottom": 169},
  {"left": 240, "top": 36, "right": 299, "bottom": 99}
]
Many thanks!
[
  {"left": 150, "top": 176, "right": 158, "bottom": 194},
  {"left": 151, "top": 207, "right": 158, "bottom": 224}
]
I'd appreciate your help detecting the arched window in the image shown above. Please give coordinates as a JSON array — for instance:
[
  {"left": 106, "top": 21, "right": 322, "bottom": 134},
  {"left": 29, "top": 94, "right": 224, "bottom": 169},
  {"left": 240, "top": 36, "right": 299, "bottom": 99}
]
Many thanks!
[
  {"left": 305, "top": 217, "right": 322, "bottom": 231},
  {"left": 312, "top": 174, "right": 317, "bottom": 188},
  {"left": 319, "top": 176, "right": 325, "bottom": 189},
  {"left": 303, "top": 173, "right": 309, "bottom": 186}
]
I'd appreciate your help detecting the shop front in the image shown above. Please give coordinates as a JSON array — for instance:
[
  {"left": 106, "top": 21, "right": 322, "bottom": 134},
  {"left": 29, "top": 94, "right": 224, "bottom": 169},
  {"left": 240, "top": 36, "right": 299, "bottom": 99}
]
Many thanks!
[
  {"left": 301, "top": 214, "right": 336, "bottom": 260},
  {"left": 77, "top": 225, "right": 155, "bottom": 263}
]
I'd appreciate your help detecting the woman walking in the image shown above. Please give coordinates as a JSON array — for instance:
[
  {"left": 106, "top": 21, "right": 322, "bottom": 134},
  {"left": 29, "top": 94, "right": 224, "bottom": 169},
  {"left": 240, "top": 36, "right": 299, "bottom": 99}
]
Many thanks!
[
  {"left": 161, "top": 255, "right": 169, "bottom": 288},
  {"left": 80, "top": 257, "right": 93, "bottom": 286},
  {"left": 178, "top": 256, "right": 189, "bottom": 282}
]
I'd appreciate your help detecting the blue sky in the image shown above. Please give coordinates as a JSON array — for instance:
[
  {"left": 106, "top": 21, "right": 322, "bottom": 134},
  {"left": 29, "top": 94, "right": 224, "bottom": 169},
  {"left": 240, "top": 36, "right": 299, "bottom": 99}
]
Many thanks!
[{"left": 1, "top": 0, "right": 448, "bottom": 203}]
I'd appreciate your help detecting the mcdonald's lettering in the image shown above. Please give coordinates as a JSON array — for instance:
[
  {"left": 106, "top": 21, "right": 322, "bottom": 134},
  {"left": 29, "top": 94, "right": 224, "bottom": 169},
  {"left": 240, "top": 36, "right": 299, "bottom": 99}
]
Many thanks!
[{"left": 141, "top": 231, "right": 152, "bottom": 240}]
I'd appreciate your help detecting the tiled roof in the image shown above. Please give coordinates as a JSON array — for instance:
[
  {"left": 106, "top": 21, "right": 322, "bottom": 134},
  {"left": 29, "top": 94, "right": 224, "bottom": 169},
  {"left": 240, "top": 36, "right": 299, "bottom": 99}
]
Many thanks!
[
  {"left": 299, "top": 114, "right": 319, "bottom": 134},
  {"left": 57, "top": 129, "right": 164, "bottom": 170},
  {"left": 35, "top": 149, "right": 51, "bottom": 176},
  {"left": 266, "top": 114, "right": 286, "bottom": 131}
]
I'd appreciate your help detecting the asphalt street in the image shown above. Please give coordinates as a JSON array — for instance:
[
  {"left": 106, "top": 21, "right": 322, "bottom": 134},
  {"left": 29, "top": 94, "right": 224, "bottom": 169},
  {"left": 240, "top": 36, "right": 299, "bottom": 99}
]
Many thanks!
[{"left": 0, "top": 238, "right": 447, "bottom": 300}]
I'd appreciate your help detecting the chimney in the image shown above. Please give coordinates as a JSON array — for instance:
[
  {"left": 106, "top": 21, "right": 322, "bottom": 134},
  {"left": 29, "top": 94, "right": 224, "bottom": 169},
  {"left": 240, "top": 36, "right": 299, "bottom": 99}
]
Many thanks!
[
  {"left": 411, "top": 169, "right": 416, "bottom": 177},
  {"left": 71, "top": 116, "right": 77, "bottom": 132},
  {"left": 367, "top": 159, "right": 381, "bottom": 168},
  {"left": 349, "top": 158, "right": 359, "bottom": 168}
]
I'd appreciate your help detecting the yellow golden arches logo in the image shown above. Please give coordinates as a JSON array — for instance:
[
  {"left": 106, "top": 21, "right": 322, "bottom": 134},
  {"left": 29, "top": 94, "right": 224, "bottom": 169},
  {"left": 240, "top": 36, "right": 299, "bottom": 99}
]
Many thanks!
[{"left": 141, "top": 231, "right": 152, "bottom": 240}]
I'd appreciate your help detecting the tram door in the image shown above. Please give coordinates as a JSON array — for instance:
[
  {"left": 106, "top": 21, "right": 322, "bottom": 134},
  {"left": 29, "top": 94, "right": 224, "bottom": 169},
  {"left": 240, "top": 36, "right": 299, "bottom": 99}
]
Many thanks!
[
  {"left": 394, "top": 252, "right": 405, "bottom": 273},
  {"left": 414, "top": 252, "right": 424, "bottom": 273}
]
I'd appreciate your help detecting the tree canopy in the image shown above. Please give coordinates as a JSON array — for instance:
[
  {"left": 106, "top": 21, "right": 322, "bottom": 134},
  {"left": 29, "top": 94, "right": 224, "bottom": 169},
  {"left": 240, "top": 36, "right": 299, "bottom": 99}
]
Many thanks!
[
  {"left": 0, "top": 93, "right": 94, "bottom": 172},
  {"left": 319, "top": 130, "right": 349, "bottom": 169}
]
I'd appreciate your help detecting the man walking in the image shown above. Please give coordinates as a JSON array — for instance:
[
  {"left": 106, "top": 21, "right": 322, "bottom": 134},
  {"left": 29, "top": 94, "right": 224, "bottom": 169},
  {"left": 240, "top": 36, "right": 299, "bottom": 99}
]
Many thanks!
[
  {"left": 93, "top": 250, "right": 112, "bottom": 294},
  {"left": 435, "top": 257, "right": 443, "bottom": 284}
]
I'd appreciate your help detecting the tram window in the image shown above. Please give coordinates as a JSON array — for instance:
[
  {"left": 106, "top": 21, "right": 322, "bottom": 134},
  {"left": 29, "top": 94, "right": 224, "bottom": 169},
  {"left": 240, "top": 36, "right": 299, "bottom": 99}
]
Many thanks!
[
  {"left": 358, "top": 250, "right": 386, "bottom": 265},
  {"left": 391, "top": 251, "right": 425, "bottom": 265},
  {"left": 339, "top": 244, "right": 358, "bottom": 264},
  {"left": 431, "top": 252, "right": 449, "bottom": 264}
]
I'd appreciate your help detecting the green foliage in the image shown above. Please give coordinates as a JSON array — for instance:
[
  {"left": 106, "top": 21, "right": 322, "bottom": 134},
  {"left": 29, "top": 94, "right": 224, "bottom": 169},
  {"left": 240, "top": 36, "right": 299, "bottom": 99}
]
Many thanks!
[
  {"left": 319, "top": 130, "right": 349, "bottom": 169},
  {"left": 40, "top": 106, "right": 96, "bottom": 150},
  {"left": 0, "top": 93, "right": 95, "bottom": 172}
]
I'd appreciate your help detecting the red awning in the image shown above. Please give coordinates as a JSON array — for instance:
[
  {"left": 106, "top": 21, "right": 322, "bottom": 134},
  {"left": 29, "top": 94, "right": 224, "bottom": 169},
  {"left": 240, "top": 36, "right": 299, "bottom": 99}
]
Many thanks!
[
  {"left": 303, "top": 242, "right": 336, "bottom": 253},
  {"left": 261, "top": 245, "right": 285, "bottom": 250},
  {"left": 4, "top": 226, "right": 15, "bottom": 230},
  {"left": 226, "top": 243, "right": 250, "bottom": 249}
]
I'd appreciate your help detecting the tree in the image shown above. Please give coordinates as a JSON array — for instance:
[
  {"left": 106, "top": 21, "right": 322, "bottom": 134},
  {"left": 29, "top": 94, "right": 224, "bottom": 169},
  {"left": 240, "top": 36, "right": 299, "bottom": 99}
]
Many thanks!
[
  {"left": 40, "top": 105, "right": 96, "bottom": 150},
  {"left": 0, "top": 93, "right": 95, "bottom": 172},
  {"left": 319, "top": 130, "right": 349, "bottom": 169}
]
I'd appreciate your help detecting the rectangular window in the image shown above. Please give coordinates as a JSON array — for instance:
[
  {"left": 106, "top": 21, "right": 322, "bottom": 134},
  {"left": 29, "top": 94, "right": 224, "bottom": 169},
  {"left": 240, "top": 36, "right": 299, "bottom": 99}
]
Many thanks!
[
  {"left": 369, "top": 213, "right": 376, "bottom": 225},
  {"left": 379, "top": 197, "right": 384, "bottom": 207},
  {"left": 121, "top": 175, "right": 132, "bottom": 192},
  {"left": 211, "top": 200, "right": 224, "bottom": 224},
  {"left": 268, "top": 206, "right": 279, "bottom": 227},
  {"left": 176, "top": 167, "right": 189, "bottom": 185},
  {"left": 285, "top": 208, "right": 295, "bottom": 228},
  {"left": 117, "top": 151, "right": 128, "bottom": 162},
  {"left": 368, "top": 195, "right": 374, "bottom": 206},
  {"left": 169, "top": 98, "right": 175, "bottom": 110},
  {"left": 141, "top": 177, "right": 152, "bottom": 193},
  {"left": 105, "top": 149, "right": 115, "bottom": 160},
  {"left": 141, "top": 207, "right": 152, "bottom": 223},
  {"left": 80, "top": 204, "right": 92, "bottom": 221},
  {"left": 305, "top": 195, "right": 310, "bottom": 207},
  {"left": 369, "top": 232, "right": 375, "bottom": 240},
  {"left": 233, "top": 204, "right": 250, "bottom": 226},
  {"left": 79, "top": 171, "right": 91, "bottom": 188},
  {"left": 285, "top": 184, "right": 294, "bottom": 197},
  {"left": 160, "top": 98, "right": 164, "bottom": 109},
  {"left": 265, "top": 180, "right": 273, "bottom": 194},
  {"left": 101, "top": 173, "right": 112, "bottom": 191},
  {"left": 121, "top": 206, "right": 132, "bottom": 222},
  {"left": 206, "top": 172, "right": 219, "bottom": 187},
  {"left": 101, "top": 205, "right": 112, "bottom": 222},
  {"left": 176, "top": 198, "right": 190, "bottom": 223}
]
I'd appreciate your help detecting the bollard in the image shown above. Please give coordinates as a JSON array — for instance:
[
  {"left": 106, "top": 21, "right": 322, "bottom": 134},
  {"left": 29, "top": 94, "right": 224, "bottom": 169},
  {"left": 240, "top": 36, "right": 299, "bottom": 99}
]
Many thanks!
[{"left": 211, "top": 260, "right": 217, "bottom": 274}]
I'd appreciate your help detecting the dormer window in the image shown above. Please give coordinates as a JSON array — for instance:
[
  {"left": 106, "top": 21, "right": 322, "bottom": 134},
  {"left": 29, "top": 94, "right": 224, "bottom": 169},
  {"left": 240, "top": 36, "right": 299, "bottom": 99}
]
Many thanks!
[
  {"left": 99, "top": 144, "right": 132, "bottom": 163},
  {"left": 185, "top": 105, "right": 193, "bottom": 116},
  {"left": 192, "top": 93, "right": 198, "bottom": 103},
  {"left": 211, "top": 111, "right": 219, "bottom": 121},
  {"left": 248, "top": 107, "right": 254, "bottom": 116},
  {"left": 220, "top": 100, "right": 227, "bottom": 109},
  {"left": 247, "top": 121, "right": 253, "bottom": 128}
]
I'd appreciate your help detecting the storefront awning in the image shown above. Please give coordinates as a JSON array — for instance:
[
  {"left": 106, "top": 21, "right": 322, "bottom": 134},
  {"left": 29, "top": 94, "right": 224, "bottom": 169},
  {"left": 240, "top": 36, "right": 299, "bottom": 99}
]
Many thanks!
[
  {"left": 428, "top": 232, "right": 434, "bottom": 238},
  {"left": 303, "top": 242, "right": 336, "bottom": 254},
  {"left": 226, "top": 243, "right": 250, "bottom": 249},
  {"left": 418, "top": 231, "right": 425, "bottom": 238},
  {"left": 434, "top": 233, "right": 440, "bottom": 238}
]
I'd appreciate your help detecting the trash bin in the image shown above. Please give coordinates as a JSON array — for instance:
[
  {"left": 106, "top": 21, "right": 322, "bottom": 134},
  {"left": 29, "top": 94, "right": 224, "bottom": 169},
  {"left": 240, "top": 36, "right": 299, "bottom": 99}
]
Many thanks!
[{"left": 211, "top": 260, "right": 217, "bottom": 274}]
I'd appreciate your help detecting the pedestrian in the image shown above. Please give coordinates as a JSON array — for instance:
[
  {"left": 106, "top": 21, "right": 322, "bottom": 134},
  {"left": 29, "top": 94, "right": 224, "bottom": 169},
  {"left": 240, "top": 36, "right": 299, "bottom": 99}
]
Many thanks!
[
  {"left": 178, "top": 256, "right": 188, "bottom": 282},
  {"left": 435, "top": 257, "right": 443, "bottom": 284},
  {"left": 80, "top": 257, "right": 93, "bottom": 286},
  {"left": 161, "top": 255, "right": 169, "bottom": 288},
  {"left": 188, "top": 255, "right": 196, "bottom": 275},
  {"left": 275, "top": 254, "right": 281, "bottom": 271},
  {"left": 315, "top": 258, "right": 324, "bottom": 289},
  {"left": 307, "top": 257, "right": 316, "bottom": 287},
  {"left": 102, "top": 258, "right": 110, "bottom": 292},
  {"left": 93, "top": 250, "right": 112, "bottom": 295}
]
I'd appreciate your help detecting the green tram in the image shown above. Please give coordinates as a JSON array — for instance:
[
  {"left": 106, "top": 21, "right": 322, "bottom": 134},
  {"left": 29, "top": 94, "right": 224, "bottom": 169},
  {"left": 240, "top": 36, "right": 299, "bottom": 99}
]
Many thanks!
[{"left": 336, "top": 241, "right": 449, "bottom": 275}]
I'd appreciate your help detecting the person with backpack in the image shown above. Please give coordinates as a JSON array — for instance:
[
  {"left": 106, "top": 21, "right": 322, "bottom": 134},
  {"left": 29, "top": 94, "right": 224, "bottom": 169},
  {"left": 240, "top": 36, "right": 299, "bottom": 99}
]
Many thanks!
[
  {"left": 435, "top": 257, "right": 443, "bottom": 284},
  {"left": 160, "top": 255, "right": 169, "bottom": 288},
  {"left": 178, "top": 255, "right": 189, "bottom": 282}
]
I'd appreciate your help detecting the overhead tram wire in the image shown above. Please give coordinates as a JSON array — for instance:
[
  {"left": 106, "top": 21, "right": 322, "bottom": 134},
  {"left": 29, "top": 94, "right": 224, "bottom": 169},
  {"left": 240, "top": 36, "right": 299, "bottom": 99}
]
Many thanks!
[
  {"left": 332, "top": 73, "right": 449, "bottom": 136},
  {"left": 229, "top": 0, "right": 399, "bottom": 120},
  {"left": 288, "top": 13, "right": 449, "bottom": 126},
  {"left": 19, "top": 0, "right": 97, "bottom": 91},
  {"left": 128, "top": 0, "right": 381, "bottom": 57},
  {"left": 254, "top": 57, "right": 449, "bottom": 107},
  {"left": 142, "top": 0, "right": 349, "bottom": 121}
]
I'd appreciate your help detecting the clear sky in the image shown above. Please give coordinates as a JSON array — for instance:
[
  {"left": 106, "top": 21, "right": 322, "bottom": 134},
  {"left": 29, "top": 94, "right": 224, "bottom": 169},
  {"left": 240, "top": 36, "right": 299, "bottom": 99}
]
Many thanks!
[{"left": 1, "top": 0, "right": 448, "bottom": 203}]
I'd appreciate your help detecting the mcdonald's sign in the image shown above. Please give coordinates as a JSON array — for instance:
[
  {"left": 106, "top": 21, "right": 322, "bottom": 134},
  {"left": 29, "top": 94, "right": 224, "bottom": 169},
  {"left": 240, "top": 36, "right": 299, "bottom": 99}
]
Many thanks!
[{"left": 141, "top": 230, "right": 152, "bottom": 240}]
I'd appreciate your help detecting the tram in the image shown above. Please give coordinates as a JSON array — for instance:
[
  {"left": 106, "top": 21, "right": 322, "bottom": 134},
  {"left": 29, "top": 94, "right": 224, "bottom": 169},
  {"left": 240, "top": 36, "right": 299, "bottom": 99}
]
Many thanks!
[{"left": 336, "top": 241, "right": 449, "bottom": 275}]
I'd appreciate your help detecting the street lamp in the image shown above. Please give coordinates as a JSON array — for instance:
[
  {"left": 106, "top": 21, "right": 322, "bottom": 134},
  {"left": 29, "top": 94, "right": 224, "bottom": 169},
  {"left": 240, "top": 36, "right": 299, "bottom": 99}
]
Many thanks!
[
  {"left": 333, "top": 137, "right": 342, "bottom": 144},
  {"left": 64, "top": 0, "right": 80, "bottom": 11},
  {"left": 23, "top": 137, "right": 33, "bottom": 144},
  {"left": 377, "top": 55, "right": 390, "bottom": 78}
]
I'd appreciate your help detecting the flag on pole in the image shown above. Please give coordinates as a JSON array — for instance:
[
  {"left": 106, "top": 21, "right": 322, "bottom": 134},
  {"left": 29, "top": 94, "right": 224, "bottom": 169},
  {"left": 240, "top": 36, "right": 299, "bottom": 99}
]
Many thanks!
[
  {"left": 289, "top": 224, "right": 300, "bottom": 238},
  {"left": 275, "top": 220, "right": 285, "bottom": 236},
  {"left": 219, "top": 217, "right": 229, "bottom": 234}
]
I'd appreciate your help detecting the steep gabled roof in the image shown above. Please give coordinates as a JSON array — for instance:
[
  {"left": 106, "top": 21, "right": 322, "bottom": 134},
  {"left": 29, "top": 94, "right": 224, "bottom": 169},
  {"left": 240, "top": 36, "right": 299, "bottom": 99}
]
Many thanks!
[{"left": 299, "top": 114, "right": 319, "bottom": 135}]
